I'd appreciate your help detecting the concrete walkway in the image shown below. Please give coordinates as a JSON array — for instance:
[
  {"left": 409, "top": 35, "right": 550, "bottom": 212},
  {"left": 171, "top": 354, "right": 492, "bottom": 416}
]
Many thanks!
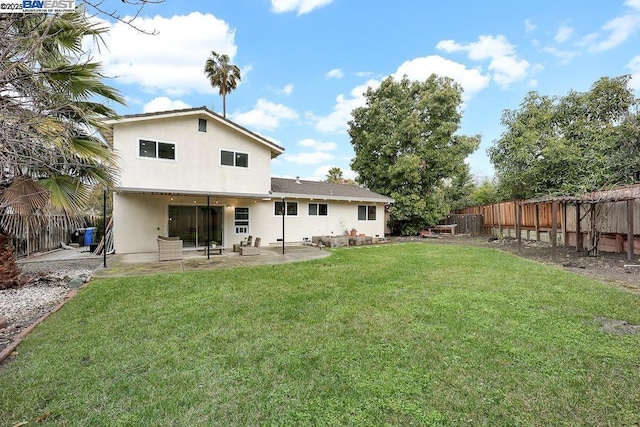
[{"left": 18, "top": 244, "right": 331, "bottom": 278}]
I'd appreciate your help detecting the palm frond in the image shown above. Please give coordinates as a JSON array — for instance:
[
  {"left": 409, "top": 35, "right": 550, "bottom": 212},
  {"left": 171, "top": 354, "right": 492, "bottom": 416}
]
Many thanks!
[
  {"left": 38, "top": 175, "right": 91, "bottom": 214},
  {"left": 0, "top": 175, "right": 49, "bottom": 216}
]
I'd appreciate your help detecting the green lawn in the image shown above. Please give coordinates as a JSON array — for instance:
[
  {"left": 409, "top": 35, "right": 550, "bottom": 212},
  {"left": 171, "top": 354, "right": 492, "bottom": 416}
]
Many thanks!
[{"left": 1, "top": 243, "right": 639, "bottom": 426}]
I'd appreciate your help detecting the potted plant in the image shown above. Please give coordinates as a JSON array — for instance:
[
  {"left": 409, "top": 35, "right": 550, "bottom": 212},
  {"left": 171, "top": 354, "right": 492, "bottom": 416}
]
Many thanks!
[{"left": 350, "top": 228, "right": 357, "bottom": 236}]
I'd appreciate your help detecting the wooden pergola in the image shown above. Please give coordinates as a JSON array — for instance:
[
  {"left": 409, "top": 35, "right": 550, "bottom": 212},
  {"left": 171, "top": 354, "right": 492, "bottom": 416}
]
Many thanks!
[{"left": 520, "top": 194, "right": 636, "bottom": 261}]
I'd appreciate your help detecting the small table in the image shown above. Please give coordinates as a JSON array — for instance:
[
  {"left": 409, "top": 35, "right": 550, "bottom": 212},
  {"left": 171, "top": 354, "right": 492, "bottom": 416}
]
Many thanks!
[
  {"left": 428, "top": 224, "right": 457, "bottom": 235},
  {"left": 200, "top": 246, "right": 224, "bottom": 255}
]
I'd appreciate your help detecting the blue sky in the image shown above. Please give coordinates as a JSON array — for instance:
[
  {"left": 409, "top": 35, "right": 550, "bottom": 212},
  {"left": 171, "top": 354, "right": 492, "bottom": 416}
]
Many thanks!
[{"left": 88, "top": 0, "right": 640, "bottom": 182}]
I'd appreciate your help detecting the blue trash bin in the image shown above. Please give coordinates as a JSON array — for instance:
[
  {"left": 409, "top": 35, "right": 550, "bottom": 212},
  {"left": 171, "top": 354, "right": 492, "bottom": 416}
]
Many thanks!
[{"left": 84, "top": 227, "right": 97, "bottom": 246}]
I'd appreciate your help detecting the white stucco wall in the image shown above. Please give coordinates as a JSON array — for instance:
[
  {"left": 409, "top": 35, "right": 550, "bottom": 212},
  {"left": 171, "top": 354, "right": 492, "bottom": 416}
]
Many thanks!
[
  {"left": 256, "top": 200, "right": 388, "bottom": 244},
  {"left": 113, "top": 193, "right": 169, "bottom": 254},
  {"left": 112, "top": 114, "right": 273, "bottom": 195},
  {"left": 113, "top": 193, "right": 387, "bottom": 254}
]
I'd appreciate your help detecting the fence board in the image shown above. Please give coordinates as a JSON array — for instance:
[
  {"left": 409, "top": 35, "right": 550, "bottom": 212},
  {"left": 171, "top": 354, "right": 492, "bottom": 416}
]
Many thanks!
[
  {"left": 442, "top": 214, "right": 483, "bottom": 235},
  {"left": 6, "top": 215, "right": 77, "bottom": 258}
]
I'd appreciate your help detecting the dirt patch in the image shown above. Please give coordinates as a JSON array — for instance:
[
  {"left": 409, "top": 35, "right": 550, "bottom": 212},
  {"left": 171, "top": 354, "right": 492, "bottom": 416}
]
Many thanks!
[
  {"left": 594, "top": 317, "right": 640, "bottom": 335},
  {"left": 392, "top": 235, "right": 640, "bottom": 294}
]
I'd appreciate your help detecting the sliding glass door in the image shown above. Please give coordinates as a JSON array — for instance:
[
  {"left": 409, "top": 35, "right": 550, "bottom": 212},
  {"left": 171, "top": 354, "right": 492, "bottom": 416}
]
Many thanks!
[
  {"left": 198, "top": 206, "right": 223, "bottom": 247},
  {"left": 168, "top": 205, "right": 223, "bottom": 248}
]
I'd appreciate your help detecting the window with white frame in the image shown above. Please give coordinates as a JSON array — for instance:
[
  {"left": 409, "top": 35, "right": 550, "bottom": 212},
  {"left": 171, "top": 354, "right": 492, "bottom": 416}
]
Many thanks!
[
  {"left": 220, "top": 150, "right": 249, "bottom": 168},
  {"left": 139, "top": 139, "right": 175, "bottom": 160},
  {"left": 274, "top": 201, "right": 298, "bottom": 216},
  {"left": 357, "top": 205, "right": 377, "bottom": 221},
  {"left": 308, "top": 203, "right": 328, "bottom": 216},
  {"left": 234, "top": 207, "right": 249, "bottom": 233}
]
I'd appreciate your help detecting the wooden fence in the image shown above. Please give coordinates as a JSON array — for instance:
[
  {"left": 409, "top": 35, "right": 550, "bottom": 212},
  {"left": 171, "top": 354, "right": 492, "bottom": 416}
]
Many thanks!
[
  {"left": 6, "top": 215, "right": 79, "bottom": 258},
  {"left": 440, "top": 214, "right": 484, "bottom": 235},
  {"left": 454, "top": 192, "right": 640, "bottom": 258}
]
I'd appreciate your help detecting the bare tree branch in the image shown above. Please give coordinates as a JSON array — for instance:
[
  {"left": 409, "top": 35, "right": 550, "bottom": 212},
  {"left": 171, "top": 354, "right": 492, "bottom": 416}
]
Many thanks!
[{"left": 82, "top": 0, "right": 165, "bottom": 34}]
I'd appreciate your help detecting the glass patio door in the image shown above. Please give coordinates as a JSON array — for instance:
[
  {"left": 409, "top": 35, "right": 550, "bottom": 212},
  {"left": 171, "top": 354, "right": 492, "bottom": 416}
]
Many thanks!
[
  {"left": 197, "top": 206, "right": 223, "bottom": 247},
  {"left": 168, "top": 205, "right": 223, "bottom": 248}
]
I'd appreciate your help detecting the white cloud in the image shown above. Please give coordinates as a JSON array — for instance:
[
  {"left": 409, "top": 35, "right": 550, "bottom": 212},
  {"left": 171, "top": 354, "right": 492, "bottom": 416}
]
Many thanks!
[
  {"left": 281, "top": 84, "right": 295, "bottom": 95},
  {"left": 310, "top": 79, "right": 380, "bottom": 133},
  {"left": 586, "top": 12, "right": 640, "bottom": 52},
  {"left": 437, "top": 35, "right": 514, "bottom": 60},
  {"left": 555, "top": 25, "right": 574, "bottom": 43},
  {"left": 627, "top": 0, "right": 640, "bottom": 10},
  {"left": 488, "top": 55, "right": 531, "bottom": 88},
  {"left": 524, "top": 19, "right": 537, "bottom": 32},
  {"left": 298, "top": 138, "right": 337, "bottom": 151},
  {"left": 541, "top": 46, "right": 580, "bottom": 63},
  {"left": 394, "top": 55, "right": 490, "bottom": 98},
  {"left": 326, "top": 68, "right": 344, "bottom": 79},
  {"left": 143, "top": 97, "right": 191, "bottom": 113},
  {"left": 271, "top": 0, "right": 334, "bottom": 15},
  {"left": 87, "top": 12, "right": 238, "bottom": 96},
  {"left": 282, "top": 152, "right": 334, "bottom": 164},
  {"left": 232, "top": 98, "right": 298, "bottom": 130},
  {"left": 356, "top": 71, "right": 373, "bottom": 78},
  {"left": 627, "top": 55, "right": 640, "bottom": 90},
  {"left": 436, "top": 35, "right": 531, "bottom": 89}
]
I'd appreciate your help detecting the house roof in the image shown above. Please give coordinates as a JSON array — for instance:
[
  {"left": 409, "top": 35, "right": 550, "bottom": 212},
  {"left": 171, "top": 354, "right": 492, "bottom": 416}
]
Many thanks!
[
  {"left": 271, "top": 178, "right": 394, "bottom": 203},
  {"left": 102, "top": 106, "right": 285, "bottom": 158}
]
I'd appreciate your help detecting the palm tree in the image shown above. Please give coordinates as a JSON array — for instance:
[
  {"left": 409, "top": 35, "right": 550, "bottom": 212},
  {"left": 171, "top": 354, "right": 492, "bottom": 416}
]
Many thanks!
[
  {"left": 326, "top": 167, "right": 344, "bottom": 183},
  {"left": 0, "top": 8, "right": 124, "bottom": 260},
  {"left": 204, "top": 51, "right": 241, "bottom": 117}
]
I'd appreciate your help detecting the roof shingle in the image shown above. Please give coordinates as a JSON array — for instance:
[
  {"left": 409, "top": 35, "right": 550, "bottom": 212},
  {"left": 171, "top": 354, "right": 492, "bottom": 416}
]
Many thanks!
[{"left": 271, "top": 178, "right": 393, "bottom": 203}]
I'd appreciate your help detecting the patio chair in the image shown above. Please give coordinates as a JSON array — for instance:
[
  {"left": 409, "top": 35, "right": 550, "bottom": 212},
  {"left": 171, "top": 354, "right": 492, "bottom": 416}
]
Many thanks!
[
  {"left": 157, "top": 235, "right": 183, "bottom": 261},
  {"left": 239, "top": 237, "right": 260, "bottom": 256},
  {"left": 233, "top": 235, "right": 253, "bottom": 252}
]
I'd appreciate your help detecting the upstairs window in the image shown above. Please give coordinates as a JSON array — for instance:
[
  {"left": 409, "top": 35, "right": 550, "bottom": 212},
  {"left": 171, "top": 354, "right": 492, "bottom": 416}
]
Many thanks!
[
  {"left": 358, "top": 205, "right": 377, "bottom": 221},
  {"left": 221, "top": 150, "right": 249, "bottom": 168},
  {"left": 198, "top": 118, "right": 207, "bottom": 132},
  {"left": 308, "top": 203, "right": 328, "bottom": 216},
  {"left": 139, "top": 139, "right": 175, "bottom": 160}
]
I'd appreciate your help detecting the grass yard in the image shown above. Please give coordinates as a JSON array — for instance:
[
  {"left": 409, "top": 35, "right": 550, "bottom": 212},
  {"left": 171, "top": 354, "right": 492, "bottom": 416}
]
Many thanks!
[{"left": 1, "top": 243, "right": 639, "bottom": 426}]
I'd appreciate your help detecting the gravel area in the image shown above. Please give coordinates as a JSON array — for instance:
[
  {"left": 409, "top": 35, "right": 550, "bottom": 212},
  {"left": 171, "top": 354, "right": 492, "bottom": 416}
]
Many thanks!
[{"left": 0, "top": 259, "right": 102, "bottom": 357}]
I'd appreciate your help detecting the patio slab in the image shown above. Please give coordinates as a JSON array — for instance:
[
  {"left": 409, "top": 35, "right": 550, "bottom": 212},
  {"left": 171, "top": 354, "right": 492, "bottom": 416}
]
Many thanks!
[{"left": 91, "top": 245, "right": 331, "bottom": 278}]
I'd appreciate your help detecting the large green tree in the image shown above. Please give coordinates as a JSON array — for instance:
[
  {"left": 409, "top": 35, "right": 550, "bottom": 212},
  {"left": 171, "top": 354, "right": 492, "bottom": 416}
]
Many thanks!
[
  {"left": 349, "top": 75, "right": 480, "bottom": 235},
  {"left": 444, "top": 164, "right": 477, "bottom": 211},
  {"left": 488, "top": 75, "right": 640, "bottom": 199},
  {"left": 0, "top": 9, "right": 124, "bottom": 246},
  {"left": 204, "top": 51, "right": 241, "bottom": 117}
]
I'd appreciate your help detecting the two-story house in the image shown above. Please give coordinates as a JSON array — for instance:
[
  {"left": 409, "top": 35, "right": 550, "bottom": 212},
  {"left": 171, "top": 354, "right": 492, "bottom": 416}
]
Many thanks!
[{"left": 103, "top": 107, "right": 393, "bottom": 254}]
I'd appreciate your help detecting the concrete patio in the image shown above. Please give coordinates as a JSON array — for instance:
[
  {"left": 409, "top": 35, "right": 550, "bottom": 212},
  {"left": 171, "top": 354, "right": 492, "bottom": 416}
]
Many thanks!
[{"left": 18, "top": 245, "right": 331, "bottom": 278}]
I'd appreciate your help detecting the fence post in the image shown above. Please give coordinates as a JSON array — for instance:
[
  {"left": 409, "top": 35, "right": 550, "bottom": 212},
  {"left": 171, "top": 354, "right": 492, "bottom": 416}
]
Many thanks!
[
  {"left": 562, "top": 202, "right": 568, "bottom": 247},
  {"left": 575, "top": 202, "right": 582, "bottom": 252},
  {"left": 627, "top": 199, "right": 634, "bottom": 261},
  {"left": 552, "top": 201, "right": 558, "bottom": 262},
  {"left": 516, "top": 202, "right": 522, "bottom": 253}
]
